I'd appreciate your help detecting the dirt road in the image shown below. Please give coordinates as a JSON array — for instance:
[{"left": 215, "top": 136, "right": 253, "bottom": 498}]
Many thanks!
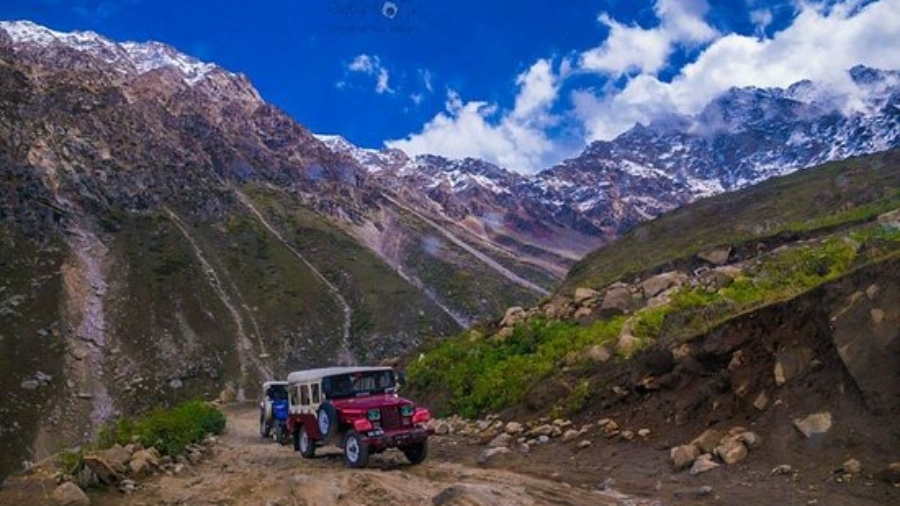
[{"left": 91, "top": 403, "right": 647, "bottom": 506}]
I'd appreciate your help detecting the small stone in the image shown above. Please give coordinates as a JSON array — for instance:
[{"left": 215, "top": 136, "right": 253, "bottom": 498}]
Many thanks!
[
  {"left": 753, "top": 391, "right": 769, "bottom": 411},
  {"left": 537, "top": 435, "right": 550, "bottom": 444},
  {"left": 620, "top": 430, "right": 635, "bottom": 441},
  {"left": 690, "top": 454, "right": 720, "bottom": 475},
  {"left": 774, "top": 361, "right": 787, "bottom": 386},
  {"left": 504, "top": 421, "right": 524, "bottom": 435},
  {"left": 771, "top": 464, "right": 794, "bottom": 476},
  {"left": 577, "top": 440, "right": 592, "bottom": 449},
  {"left": 794, "top": 412, "right": 832, "bottom": 438},
  {"left": 488, "top": 433, "right": 512, "bottom": 448},
  {"left": 842, "top": 459, "right": 862, "bottom": 475},
  {"left": 738, "top": 431, "right": 763, "bottom": 450},
  {"left": 561, "top": 429, "right": 581, "bottom": 443},
  {"left": 637, "top": 428, "right": 651, "bottom": 438}
]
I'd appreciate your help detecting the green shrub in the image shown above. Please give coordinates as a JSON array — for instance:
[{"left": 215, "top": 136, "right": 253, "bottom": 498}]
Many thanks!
[
  {"left": 96, "top": 400, "right": 225, "bottom": 456},
  {"left": 409, "top": 317, "right": 623, "bottom": 417}
]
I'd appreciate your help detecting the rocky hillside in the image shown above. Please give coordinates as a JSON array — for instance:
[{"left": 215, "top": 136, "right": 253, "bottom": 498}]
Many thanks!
[
  {"left": 0, "top": 20, "right": 559, "bottom": 479},
  {"left": 408, "top": 150, "right": 900, "bottom": 502}
]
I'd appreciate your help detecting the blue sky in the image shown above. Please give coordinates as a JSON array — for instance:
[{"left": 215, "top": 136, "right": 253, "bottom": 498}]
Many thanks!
[{"left": 2, "top": 0, "right": 899, "bottom": 173}]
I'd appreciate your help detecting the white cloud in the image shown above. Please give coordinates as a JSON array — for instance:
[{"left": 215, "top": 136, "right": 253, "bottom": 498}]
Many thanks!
[
  {"left": 387, "top": 59, "right": 564, "bottom": 173},
  {"left": 346, "top": 54, "right": 394, "bottom": 94},
  {"left": 750, "top": 8, "right": 774, "bottom": 36},
  {"left": 574, "top": 0, "right": 900, "bottom": 141},
  {"left": 580, "top": 0, "right": 718, "bottom": 75}
]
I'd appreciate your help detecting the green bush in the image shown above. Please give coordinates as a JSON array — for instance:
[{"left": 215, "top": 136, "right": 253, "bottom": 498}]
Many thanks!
[
  {"left": 97, "top": 400, "right": 226, "bottom": 456},
  {"left": 409, "top": 317, "right": 623, "bottom": 418}
]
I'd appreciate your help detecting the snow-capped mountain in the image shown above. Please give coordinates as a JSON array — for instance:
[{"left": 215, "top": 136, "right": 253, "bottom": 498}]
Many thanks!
[
  {"left": 0, "top": 20, "right": 222, "bottom": 86},
  {"left": 318, "top": 65, "right": 900, "bottom": 242}
]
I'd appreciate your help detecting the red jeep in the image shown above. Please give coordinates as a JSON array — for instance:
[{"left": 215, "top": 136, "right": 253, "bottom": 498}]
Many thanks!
[{"left": 285, "top": 366, "right": 433, "bottom": 468}]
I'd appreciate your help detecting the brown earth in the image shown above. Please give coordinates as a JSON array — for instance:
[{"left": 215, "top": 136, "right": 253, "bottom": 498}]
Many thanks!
[{"left": 3, "top": 396, "right": 898, "bottom": 506}]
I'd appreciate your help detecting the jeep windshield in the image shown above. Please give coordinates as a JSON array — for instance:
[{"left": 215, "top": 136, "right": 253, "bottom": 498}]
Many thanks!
[
  {"left": 322, "top": 370, "right": 395, "bottom": 399},
  {"left": 266, "top": 384, "right": 288, "bottom": 400}
]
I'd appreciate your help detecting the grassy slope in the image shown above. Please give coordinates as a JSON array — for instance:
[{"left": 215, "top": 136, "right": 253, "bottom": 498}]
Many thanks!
[
  {"left": 563, "top": 150, "right": 900, "bottom": 293},
  {"left": 408, "top": 149, "right": 900, "bottom": 418}
]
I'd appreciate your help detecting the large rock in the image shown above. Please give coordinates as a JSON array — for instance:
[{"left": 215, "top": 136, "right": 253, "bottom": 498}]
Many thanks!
[
  {"left": 793, "top": 412, "right": 832, "bottom": 438},
  {"left": 715, "top": 438, "right": 748, "bottom": 465},
  {"left": 691, "top": 429, "right": 724, "bottom": 455},
  {"left": 829, "top": 286, "right": 900, "bottom": 414},
  {"left": 600, "top": 286, "right": 633, "bottom": 315},
  {"left": 52, "top": 482, "right": 90, "bottom": 506},
  {"left": 574, "top": 287, "right": 601, "bottom": 305},
  {"left": 641, "top": 272, "right": 684, "bottom": 299},
  {"left": 698, "top": 247, "right": 732, "bottom": 266},
  {"left": 83, "top": 455, "right": 122, "bottom": 484},
  {"left": 103, "top": 444, "right": 133, "bottom": 473},
  {"left": 690, "top": 454, "right": 720, "bottom": 475},
  {"left": 671, "top": 444, "right": 701, "bottom": 471},
  {"left": 477, "top": 446, "right": 510, "bottom": 465}
]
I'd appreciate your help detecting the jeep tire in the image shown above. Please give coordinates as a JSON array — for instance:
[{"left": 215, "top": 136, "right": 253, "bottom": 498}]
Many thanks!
[
  {"left": 342, "top": 430, "right": 369, "bottom": 468},
  {"left": 317, "top": 403, "right": 338, "bottom": 440},
  {"left": 259, "top": 410, "right": 271, "bottom": 438},
  {"left": 402, "top": 441, "right": 428, "bottom": 465},
  {"left": 298, "top": 425, "right": 316, "bottom": 458}
]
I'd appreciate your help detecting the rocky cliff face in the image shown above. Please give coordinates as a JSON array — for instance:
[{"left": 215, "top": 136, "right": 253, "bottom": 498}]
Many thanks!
[{"left": 0, "top": 20, "right": 558, "bottom": 477}]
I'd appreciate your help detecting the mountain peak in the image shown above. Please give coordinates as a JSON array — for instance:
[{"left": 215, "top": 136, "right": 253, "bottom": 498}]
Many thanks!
[{"left": 0, "top": 20, "right": 218, "bottom": 86}]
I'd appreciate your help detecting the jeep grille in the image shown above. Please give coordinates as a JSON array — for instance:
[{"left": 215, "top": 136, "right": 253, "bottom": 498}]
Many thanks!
[{"left": 381, "top": 406, "right": 402, "bottom": 430}]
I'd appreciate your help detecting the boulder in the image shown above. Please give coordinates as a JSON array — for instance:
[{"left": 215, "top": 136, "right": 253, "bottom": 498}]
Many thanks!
[
  {"left": 715, "top": 439, "right": 748, "bottom": 465},
  {"left": 641, "top": 272, "right": 684, "bottom": 299},
  {"left": 51, "top": 482, "right": 90, "bottom": 506},
  {"left": 738, "top": 431, "right": 763, "bottom": 450},
  {"left": 574, "top": 287, "right": 601, "bottom": 305},
  {"left": 830, "top": 287, "right": 900, "bottom": 414},
  {"left": 583, "top": 345, "right": 612, "bottom": 364},
  {"left": 691, "top": 429, "right": 724, "bottom": 455},
  {"left": 103, "top": 444, "right": 132, "bottom": 473},
  {"left": 600, "top": 286, "right": 633, "bottom": 315},
  {"left": 83, "top": 455, "right": 121, "bottom": 484},
  {"left": 793, "top": 412, "right": 832, "bottom": 438},
  {"left": 671, "top": 444, "right": 700, "bottom": 471},
  {"left": 698, "top": 247, "right": 732, "bottom": 266}
]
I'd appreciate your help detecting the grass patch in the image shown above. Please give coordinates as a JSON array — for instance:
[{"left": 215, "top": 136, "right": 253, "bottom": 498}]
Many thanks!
[{"left": 409, "top": 317, "right": 624, "bottom": 418}]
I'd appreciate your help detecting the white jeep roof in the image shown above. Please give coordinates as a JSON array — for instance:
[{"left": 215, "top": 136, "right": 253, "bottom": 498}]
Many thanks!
[
  {"left": 286, "top": 366, "right": 393, "bottom": 384},
  {"left": 262, "top": 380, "right": 289, "bottom": 389}
]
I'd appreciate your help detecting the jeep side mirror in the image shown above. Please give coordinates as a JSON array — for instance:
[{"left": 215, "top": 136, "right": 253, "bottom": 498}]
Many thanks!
[{"left": 396, "top": 370, "right": 407, "bottom": 387}]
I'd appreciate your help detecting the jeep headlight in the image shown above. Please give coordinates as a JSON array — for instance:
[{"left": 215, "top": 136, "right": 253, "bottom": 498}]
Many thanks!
[
  {"left": 367, "top": 408, "right": 381, "bottom": 421},
  {"left": 399, "top": 404, "right": 414, "bottom": 417}
]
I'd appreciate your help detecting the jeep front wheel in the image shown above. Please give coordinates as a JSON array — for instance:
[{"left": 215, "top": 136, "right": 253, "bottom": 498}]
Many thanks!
[
  {"left": 342, "top": 430, "right": 369, "bottom": 468},
  {"left": 299, "top": 425, "right": 316, "bottom": 458},
  {"left": 402, "top": 441, "right": 428, "bottom": 465}
]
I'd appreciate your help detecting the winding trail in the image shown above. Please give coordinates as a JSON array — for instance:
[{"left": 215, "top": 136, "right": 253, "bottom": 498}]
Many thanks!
[
  {"left": 165, "top": 209, "right": 273, "bottom": 396},
  {"left": 234, "top": 190, "right": 356, "bottom": 366},
  {"left": 384, "top": 195, "right": 551, "bottom": 296}
]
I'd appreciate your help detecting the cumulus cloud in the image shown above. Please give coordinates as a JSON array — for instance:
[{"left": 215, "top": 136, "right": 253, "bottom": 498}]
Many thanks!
[
  {"left": 575, "top": 0, "right": 900, "bottom": 141},
  {"left": 387, "top": 59, "right": 563, "bottom": 173},
  {"left": 580, "top": 0, "right": 718, "bottom": 75},
  {"left": 347, "top": 54, "right": 394, "bottom": 94}
]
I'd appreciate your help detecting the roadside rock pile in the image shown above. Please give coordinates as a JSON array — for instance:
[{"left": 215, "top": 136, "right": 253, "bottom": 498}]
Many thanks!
[
  {"left": 428, "top": 415, "right": 652, "bottom": 465},
  {"left": 51, "top": 436, "right": 219, "bottom": 505},
  {"left": 670, "top": 426, "right": 762, "bottom": 475}
]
